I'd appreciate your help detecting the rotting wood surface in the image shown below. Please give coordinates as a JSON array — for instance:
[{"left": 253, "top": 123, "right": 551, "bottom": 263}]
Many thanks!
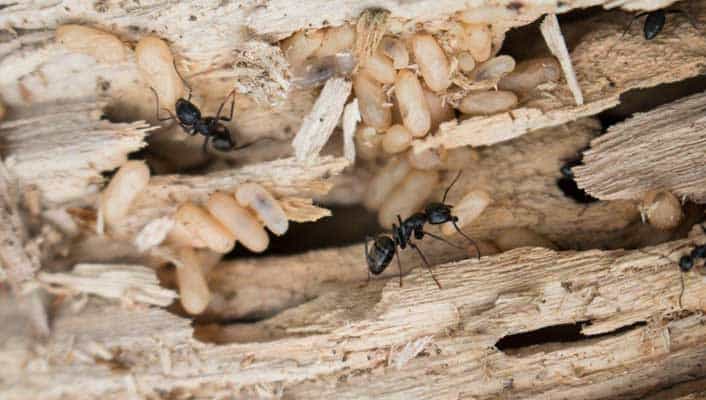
[{"left": 4, "top": 230, "right": 706, "bottom": 399}]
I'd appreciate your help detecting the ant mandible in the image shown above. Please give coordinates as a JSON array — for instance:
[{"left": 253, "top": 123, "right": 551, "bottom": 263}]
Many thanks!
[
  {"left": 365, "top": 171, "right": 481, "bottom": 289},
  {"left": 150, "top": 60, "right": 248, "bottom": 154}
]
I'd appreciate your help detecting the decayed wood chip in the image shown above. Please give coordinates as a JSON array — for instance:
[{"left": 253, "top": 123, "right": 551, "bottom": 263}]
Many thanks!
[
  {"left": 292, "top": 77, "right": 352, "bottom": 161},
  {"left": 574, "top": 90, "right": 706, "bottom": 202},
  {"left": 38, "top": 263, "right": 177, "bottom": 307},
  {"left": 355, "top": 8, "right": 389, "bottom": 66},
  {"left": 231, "top": 41, "right": 290, "bottom": 105},
  {"left": 0, "top": 100, "right": 152, "bottom": 205},
  {"left": 540, "top": 14, "right": 583, "bottom": 105}
]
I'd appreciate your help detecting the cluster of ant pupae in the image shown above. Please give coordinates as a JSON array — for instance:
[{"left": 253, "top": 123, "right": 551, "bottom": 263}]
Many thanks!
[{"left": 365, "top": 171, "right": 480, "bottom": 289}]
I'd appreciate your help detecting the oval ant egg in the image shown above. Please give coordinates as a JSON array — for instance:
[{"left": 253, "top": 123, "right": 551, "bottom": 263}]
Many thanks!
[
  {"left": 378, "top": 170, "right": 439, "bottom": 228},
  {"left": 380, "top": 37, "right": 409, "bottom": 69},
  {"left": 382, "top": 124, "right": 413, "bottom": 154},
  {"left": 458, "top": 90, "right": 518, "bottom": 115},
  {"left": 175, "top": 247, "right": 211, "bottom": 315},
  {"left": 395, "top": 70, "right": 431, "bottom": 137},
  {"left": 100, "top": 161, "right": 150, "bottom": 228},
  {"left": 411, "top": 34, "right": 452, "bottom": 91},
  {"left": 441, "top": 189, "right": 491, "bottom": 236},
  {"left": 498, "top": 57, "right": 561, "bottom": 93},
  {"left": 135, "top": 36, "right": 185, "bottom": 111},
  {"left": 361, "top": 51, "right": 396, "bottom": 84},
  {"left": 175, "top": 202, "right": 236, "bottom": 254},
  {"left": 235, "top": 183, "right": 289, "bottom": 236},
  {"left": 207, "top": 192, "right": 270, "bottom": 252},
  {"left": 354, "top": 73, "right": 392, "bottom": 130},
  {"left": 364, "top": 158, "right": 411, "bottom": 210},
  {"left": 56, "top": 24, "right": 129, "bottom": 63}
]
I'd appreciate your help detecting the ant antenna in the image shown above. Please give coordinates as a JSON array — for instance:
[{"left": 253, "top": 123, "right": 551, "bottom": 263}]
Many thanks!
[
  {"left": 607, "top": 12, "right": 648, "bottom": 56},
  {"left": 394, "top": 247, "right": 403, "bottom": 287},
  {"left": 452, "top": 220, "right": 481, "bottom": 260},
  {"left": 442, "top": 171, "right": 462, "bottom": 204},
  {"left": 409, "top": 242, "right": 442, "bottom": 289},
  {"left": 149, "top": 87, "right": 177, "bottom": 122},
  {"left": 172, "top": 58, "right": 193, "bottom": 99},
  {"left": 215, "top": 88, "right": 237, "bottom": 121}
]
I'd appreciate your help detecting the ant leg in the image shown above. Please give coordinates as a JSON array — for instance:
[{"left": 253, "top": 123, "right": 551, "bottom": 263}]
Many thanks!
[
  {"left": 636, "top": 248, "right": 693, "bottom": 309},
  {"left": 364, "top": 236, "right": 373, "bottom": 285},
  {"left": 421, "top": 230, "right": 465, "bottom": 250},
  {"left": 172, "top": 58, "right": 193, "bottom": 100},
  {"left": 607, "top": 12, "right": 648, "bottom": 55},
  {"left": 149, "top": 87, "right": 177, "bottom": 122},
  {"left": 181, "top": 124, "right": 197, "bottom": 136},
  {"left": 452, "top": 220, "right": 480, "bottom": 259},
  {"left": 409, "top": 242, "right": 442, "bottom": 289},
  {"left": 442, "top": 171, "right": 463, "bottom": 203},
  {"left": 216, "top": 89, "right": 237, "bottom": 122},
  {"left": 395, "top": 246, "right": 403, "bottom": 287},
  {"left": 202, "top": 137, "right": 211, "bottom": 155}
]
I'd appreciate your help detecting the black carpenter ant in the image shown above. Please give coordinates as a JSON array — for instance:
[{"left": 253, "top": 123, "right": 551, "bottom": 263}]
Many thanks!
[
  {"left": 642, "top": 224, "right": 706, "bottom": 308},
  {"left": 365, "top": 171, "right": 480, "bottom": 289},
  {"left": 620, "top": 8, "right": 699, "bottom": 41},
  {"left": 150, "top": 61, "right": 249, "bottom": 154},
  {"left": 676, "top": 241, "right": 706, "bottom": 307},
  {"left": 557, "top": 150, "right": 597, "bottom": 204}
]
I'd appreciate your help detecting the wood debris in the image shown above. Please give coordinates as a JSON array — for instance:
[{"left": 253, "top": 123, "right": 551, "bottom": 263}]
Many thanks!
[
  {"left": 0, "top": 100, "right": 152, "bottom": 205},
  {"left": 38, "top": 264, "right": 178, "bottom": 307},
  {"left": 292, "top": 77, "right": 352, "bottom": 161},
  {"left": 540, "top": 14, "right": 583, "bottom": 105}
]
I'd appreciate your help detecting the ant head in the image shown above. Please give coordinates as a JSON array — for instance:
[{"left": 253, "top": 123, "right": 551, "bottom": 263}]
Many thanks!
[
  {"left": 367, "top": 236, "right": 395, "bottom": 275},
  {"left": 211, "top": 125, "right": 235, "bottom": 152},
  {"left": 175, "top": 98, "right": 201, "bottom": 124},
  {"left": 425, "top": 202, "right": 453, "bottom": 225}
]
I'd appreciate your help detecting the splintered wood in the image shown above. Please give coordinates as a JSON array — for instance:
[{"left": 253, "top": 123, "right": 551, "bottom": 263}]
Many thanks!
[
  {"left": 5, "top": 234, "right": 706, "bottom": 399},
  {"left": 292, "top": 77, "right": 352, "bottom": 161},
  {"left": 413, "top": 2, "right": 706, "bottom": 152},
  {"left": 574, "top": 91, "right": 706, "bottom": 202},
  {"left": 38, "top": 264, "right": 178, "bottom": 307},
  {"left": 540, "top": 14, "right": 583, "bottom": 105},
  {"left": 0, "top": 101, "right": 151, "bottom": 205}
]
